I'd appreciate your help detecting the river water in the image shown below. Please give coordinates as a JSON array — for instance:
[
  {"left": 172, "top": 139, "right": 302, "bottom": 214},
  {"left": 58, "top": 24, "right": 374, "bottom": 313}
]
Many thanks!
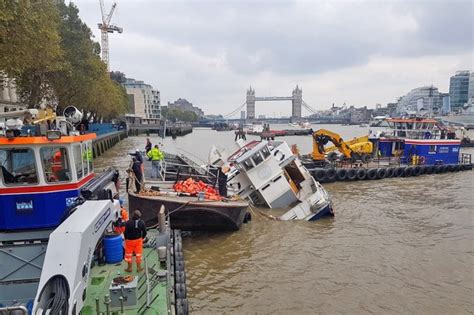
[{"left": 95, "top": 124, "right": 474, "bottom": 314}]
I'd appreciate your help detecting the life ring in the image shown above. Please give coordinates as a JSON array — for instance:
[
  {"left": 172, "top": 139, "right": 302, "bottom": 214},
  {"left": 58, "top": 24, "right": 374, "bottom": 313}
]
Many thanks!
[{"left": 418, "top": 156, "right": 426, "bottom": 165}]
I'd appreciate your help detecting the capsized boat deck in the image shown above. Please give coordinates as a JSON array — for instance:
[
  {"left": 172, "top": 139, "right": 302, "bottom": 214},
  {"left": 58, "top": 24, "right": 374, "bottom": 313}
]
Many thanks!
[{"left": 82, "top": 231, "right": 170, "bottom": 315}]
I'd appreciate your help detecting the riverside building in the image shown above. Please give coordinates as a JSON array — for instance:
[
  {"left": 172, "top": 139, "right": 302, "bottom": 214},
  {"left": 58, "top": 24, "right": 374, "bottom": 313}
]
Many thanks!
[
  {"left": 123, "top": 78, "right": 161, "bottom": 119},
  {"left": 449, "top": 70, "right": 470, "bottom": 112}
]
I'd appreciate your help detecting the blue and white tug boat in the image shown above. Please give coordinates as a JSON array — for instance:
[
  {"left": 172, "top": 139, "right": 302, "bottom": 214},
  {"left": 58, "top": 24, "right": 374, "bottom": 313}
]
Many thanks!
[{"left": 371, "top": 117, "right": 466, "bottom": 165}]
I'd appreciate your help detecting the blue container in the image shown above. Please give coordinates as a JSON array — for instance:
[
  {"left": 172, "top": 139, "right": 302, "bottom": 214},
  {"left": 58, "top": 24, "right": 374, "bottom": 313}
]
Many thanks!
[{"left": 103, "top": 234, "right": 123, "bottom": 264}]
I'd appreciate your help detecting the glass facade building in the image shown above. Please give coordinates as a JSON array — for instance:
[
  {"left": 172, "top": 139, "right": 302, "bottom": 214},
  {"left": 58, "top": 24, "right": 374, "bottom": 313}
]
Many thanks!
[
  {"left": 449, "top": 70, "right": 470, "bottom": 111},
  {"left": 396, "top": 86, "right": 442, "bottom": 115}
]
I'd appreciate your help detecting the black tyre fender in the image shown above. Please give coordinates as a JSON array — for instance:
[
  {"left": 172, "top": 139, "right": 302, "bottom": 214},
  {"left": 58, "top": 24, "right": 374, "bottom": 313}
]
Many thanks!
[
  {"left": 325, "top": 168, "right": 337, "bottom": 182},
  {"left": 403, "top": 166, "right": 413, "bottom": 177},
  {"left": 175, "top": 259, "right": 185, "bottom": 273},
  {"left": 176, "top": 299, "right": 189, "bottom": 315},
  {"left": 434, "top": 165, "right": 442, "bottom": 173},
  {"left": 336, "top": 169, "right": 348, "bottom": 181},
  {"left": 327, "top": 152, "right": 338, "bottom": 161},
  {"left": 367, "top": 168, "right": 377, "bottom": 180},
  {"left": 453, "top": 164, "right": 461, "bottom": 172},
  {"left": 175, "top": 283, "right": 187, "bottom": 299},
  {"left": 394, "top": 167, "right": 404, "bottom": 177},
  {"left": 176, "top": 271, "right": 186, "bottom": 284},
  {"left": 386, "top": 167, "right": 395, "bottom": 177},
  {"left": 312, "top": 168, "right": 327, "bottom": 182},
  {"left": 425, "top": 165, "right": 434, "bottom": 174},
  {"left": 347, "top": 168, "right": 357, "bottom": 180},
  {"left": 413, "top": 166, "right": 422, "bottom": 176},
  {"left": 462, "top": 164, "right": 473, "bottom": 171},
  {"left": 445, "top": 164, "right": 454, "bottom": 172},
  {"left": 361, "top": 154, "right": 372, "bottom": 163},
  {"left": 376, "top": 168, "right": 387, "bottom": 179},
  {"left": 356, "top": 168, "right": 367, "bottom": 180}
]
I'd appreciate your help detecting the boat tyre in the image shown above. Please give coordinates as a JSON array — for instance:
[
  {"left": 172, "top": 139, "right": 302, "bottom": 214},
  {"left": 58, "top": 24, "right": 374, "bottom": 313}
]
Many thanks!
[
  {"left": 175, "top": 251, "right": 184, "bottom": 261},
  {"left": 367, "top": 168, "right": 378, "bottom": 180},
  {"left": 434, "top": 165, "right": 442, "bottom": 173},
  {"left": 176, "top": 271, "right": 186, "bottom": 284},
  {"left": 176, "top": 299, "right": 189, "bottom": 315},
  {"left": 403, "top": 167, "right": 413, "bottom": 177},
  {"left": 424, "top": 165, "right": 434, "bottom": 174},
  {"left": 376, "top": 168, "right": 387, "bottom": 179},
  {"left": 327, "top": 152, "right": 338, "bottom": 161},
  {"left": 243, "top": 212, "right": 252, "bottom": 223},
  {"left": 386, "top": 167, "right": 395, "bottom": 178},
  {"left": 356, "top": 168, "right": 367, "bottom": 180},
  {"left": 413, "top": 166, "right": 422, "bottom": 176},
  {"left": 312, "top": 169, "right": 326, "bottom": 182},
  {"left": 394, "top": 167, "right": 404, "bottom": 177},
  {"left": 453, "top": 164, "right": 461, "bottom": 172},
  {"left": 336, "top": 169, "right": 348, "bottom": 181},
  {"left": 325, "top": 168, "right": 337, "bottom": 182},
  {"left": 361, "top": 154, "right": 372, "bottom": 163},
  {"left": 176, "top": 283, "right": 187, "bottom": 299},
  {"left": 462, "top": 164, "right": 473, "bottom": 170},
  {"left": 446, "top": 164, "right": 454, "bottom": 172},
  {"left": 347, "top": 168, "right": 357, "bottom": 180},
  {"left": 175, "top": 259, "right": 185, "bottom": 273}
]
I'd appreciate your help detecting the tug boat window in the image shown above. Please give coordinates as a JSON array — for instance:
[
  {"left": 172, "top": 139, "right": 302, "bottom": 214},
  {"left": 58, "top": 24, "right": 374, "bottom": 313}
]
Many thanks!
[
  {"left": 73, "top": 145, "right": 83, "bottom": 179},
  {"left": 40, "top": 147, "right": 71, "bottom": 182},
  {"left": 82, "top": 142, "right": 93, "bottom": 175},
  {"left": 261, "top": 147, "right": 271, "bottom": 159},
  {"left": 0, "top": 148, "right": 38, "bottom": 185}
]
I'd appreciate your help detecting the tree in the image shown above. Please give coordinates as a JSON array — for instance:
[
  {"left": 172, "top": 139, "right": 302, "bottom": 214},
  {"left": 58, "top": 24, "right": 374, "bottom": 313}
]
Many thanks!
[{"left": 0, "top": 0, "right": 64, "bottom": 106}]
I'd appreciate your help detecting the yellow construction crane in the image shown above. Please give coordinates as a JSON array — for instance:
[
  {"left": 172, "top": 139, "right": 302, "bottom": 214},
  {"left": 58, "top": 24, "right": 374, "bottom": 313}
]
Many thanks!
[
  {"left": 312, "top": 129, "right": 373, "bottom": 162},
  {"left": 98, "top": 0, "right": 123, "bottom": 70}
]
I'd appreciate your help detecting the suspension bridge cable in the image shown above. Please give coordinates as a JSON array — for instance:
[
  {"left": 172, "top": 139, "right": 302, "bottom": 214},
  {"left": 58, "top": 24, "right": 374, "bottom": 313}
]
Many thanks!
[{"left": 222, "top": 102, "right": 246, "bottom": 119}]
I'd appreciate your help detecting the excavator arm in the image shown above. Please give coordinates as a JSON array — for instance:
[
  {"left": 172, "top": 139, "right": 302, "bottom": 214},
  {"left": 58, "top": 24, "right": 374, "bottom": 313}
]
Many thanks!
[{"left": 311, "top": 129, "right": 355, "bottom": 161}]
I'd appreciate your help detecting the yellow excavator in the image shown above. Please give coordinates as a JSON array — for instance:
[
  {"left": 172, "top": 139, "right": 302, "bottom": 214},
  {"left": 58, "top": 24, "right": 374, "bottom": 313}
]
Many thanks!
[{"left": 312, "top": 129, "right": 373, "bottom": 163}]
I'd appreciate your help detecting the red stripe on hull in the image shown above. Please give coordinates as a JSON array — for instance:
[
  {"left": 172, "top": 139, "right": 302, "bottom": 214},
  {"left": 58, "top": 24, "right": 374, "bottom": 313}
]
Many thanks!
[{"left": 0, "top": 173, "right": 94, "bottom": 194}]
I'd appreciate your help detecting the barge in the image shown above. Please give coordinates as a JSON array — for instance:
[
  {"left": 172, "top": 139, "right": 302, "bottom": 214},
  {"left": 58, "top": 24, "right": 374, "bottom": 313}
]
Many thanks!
[
  {"left": 128, "top": 152, "right": 250, "bottom": 231},
  {"left": 302, "top": 117, "right": 473, "bottom": 183}
]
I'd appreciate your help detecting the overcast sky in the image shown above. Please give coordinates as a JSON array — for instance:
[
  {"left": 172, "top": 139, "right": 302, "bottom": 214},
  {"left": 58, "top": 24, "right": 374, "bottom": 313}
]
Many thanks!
[{"left": 74, "top": 0, "right": 473, "bottom": 117}]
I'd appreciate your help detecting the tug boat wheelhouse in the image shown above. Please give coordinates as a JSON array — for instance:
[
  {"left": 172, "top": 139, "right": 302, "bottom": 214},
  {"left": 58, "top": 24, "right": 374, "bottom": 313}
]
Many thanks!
[
  {"left": 0, "top": 133, "right": 95, "bottom": 230},
  {"left": 212, "top": 140, "right": 334, "bottom": 221},
  {"left": 372, "top": 117, "right": 462, "bottom": 165}
]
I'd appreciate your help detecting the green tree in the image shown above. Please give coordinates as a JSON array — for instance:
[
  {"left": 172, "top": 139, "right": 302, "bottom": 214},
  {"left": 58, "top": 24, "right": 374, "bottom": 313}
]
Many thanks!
[{"left": 0, "top": 0, "right": 63, "bottom": 106}]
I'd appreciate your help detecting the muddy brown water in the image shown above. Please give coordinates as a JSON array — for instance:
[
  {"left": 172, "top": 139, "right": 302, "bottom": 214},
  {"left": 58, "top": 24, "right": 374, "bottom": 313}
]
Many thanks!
[{"left": 95, "top": 125, "right": 474, "bottom": 314}]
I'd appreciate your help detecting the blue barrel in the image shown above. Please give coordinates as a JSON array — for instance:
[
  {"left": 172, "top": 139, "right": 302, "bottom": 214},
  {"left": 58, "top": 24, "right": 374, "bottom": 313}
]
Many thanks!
[{"left": 103, "top": 234, "right": 123, "bottom": 264}]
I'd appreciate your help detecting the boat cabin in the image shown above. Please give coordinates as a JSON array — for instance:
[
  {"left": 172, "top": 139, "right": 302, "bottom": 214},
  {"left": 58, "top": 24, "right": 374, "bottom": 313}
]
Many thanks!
[
  {"left": 373, "top": 118, "right": 461, "bottom": 165},
  {"left": 0, "top": 133, "right": 95, "bottom": 230},
  {"left": 227, "top": 140, "right": 307, "bottom": 208}
]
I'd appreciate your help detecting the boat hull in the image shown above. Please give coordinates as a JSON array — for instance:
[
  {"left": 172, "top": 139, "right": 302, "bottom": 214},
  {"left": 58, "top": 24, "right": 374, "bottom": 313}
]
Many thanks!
[
  {"left": 128, "top": 193, "right": 248, "bottom": 231},
  {"left": 308, "top": 203, "right": 334, "bottom": 221}
]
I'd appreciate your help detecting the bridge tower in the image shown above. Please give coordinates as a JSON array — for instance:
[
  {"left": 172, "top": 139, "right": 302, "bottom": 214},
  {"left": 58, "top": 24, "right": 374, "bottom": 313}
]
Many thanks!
[
  {"left": 246, "top": 86, "right": 256, "bottom": 120},
  {"left": 292, "top": 85, "right": 302, "bottom": 118}
]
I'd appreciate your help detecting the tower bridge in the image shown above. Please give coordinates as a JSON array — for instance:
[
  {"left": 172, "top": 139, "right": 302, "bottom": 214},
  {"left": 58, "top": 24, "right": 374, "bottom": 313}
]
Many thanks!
[{"left": 246, "top": 86, "right": 302, "bottom": 120}]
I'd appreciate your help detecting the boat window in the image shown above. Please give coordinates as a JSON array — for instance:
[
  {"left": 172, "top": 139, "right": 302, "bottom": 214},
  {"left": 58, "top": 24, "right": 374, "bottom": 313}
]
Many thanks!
[
  {"left": 406, "top": 122, "right": 413, "bottom": 130},
  {"left": 0, "top": 148, "right": 38, "bottom": 185},
  {"left": 73, "top": 145, "right": 83, "bottom": 179},
  {"left": 40, "top": 147, "right": 71, "bottom": 183},
  {"left": 82, "top": 141, "right": 93, "bottom": 174},
  {"left": 252, "top": 152, "right": 264, "bottom": 166},
  {"left": 242, "top": 159, "right": 254, "bottom": 171},
  {"left": 429, "top": 145, "right": 436, "bottom": 154},
  {"left": 261, "top": 146, "right": 271, "bottom": 159}
]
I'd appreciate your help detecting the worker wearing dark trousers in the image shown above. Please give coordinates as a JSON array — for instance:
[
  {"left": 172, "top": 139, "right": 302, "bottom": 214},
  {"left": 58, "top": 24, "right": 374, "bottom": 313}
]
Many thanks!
[
  {"left": 131, "top": 157, "right": 143, "bottom": 193},
  {"left": 124, "top": 210, "right": 147, "bottom": 272}
]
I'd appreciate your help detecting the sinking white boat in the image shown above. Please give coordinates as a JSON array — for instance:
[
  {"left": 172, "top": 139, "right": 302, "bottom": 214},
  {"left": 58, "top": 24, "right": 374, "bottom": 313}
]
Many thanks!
[{"left": 210, "top": 140, "right": 334, "bottom": 221}]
